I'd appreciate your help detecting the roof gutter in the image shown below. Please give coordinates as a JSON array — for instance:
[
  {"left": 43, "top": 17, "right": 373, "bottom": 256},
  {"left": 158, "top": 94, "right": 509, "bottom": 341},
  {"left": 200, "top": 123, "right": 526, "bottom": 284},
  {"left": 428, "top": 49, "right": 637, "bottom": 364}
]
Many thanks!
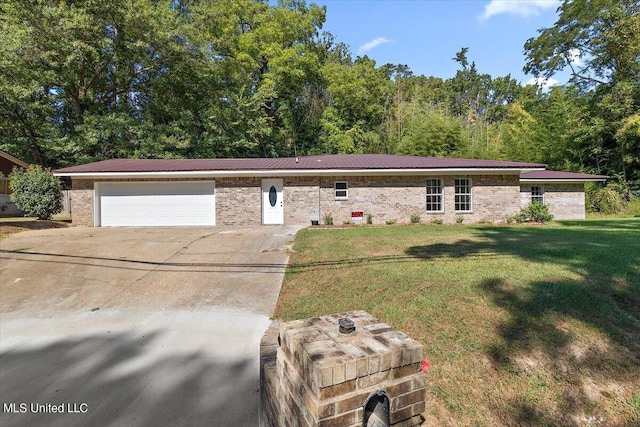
[
  {"left": 520, "top": 178, "right": 607, "bottom": 183},
  {"left": 54, "top": 167, "right": 545, "bottom": 179}
]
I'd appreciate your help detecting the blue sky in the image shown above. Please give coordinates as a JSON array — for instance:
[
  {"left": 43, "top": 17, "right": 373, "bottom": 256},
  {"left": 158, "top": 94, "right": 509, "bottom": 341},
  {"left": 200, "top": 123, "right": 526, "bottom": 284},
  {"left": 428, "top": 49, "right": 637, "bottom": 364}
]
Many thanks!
[{"left": 313, "top": 0, "right": 569, "bottom": 86}]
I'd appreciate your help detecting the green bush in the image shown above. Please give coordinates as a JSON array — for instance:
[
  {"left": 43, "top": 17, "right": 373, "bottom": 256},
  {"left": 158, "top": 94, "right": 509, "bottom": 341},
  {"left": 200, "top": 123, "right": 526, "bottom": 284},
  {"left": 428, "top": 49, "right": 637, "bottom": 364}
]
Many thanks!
[
  {"left": 626, "top": 198, "right": 640, "bottom": 217},
  {"left": 513, "top": 202, "right": 554, "bottom": 223},
  {"left": 410, "top": 213, "right": 421, "bottom": 224},
  {"left": 10, "top": 165, "right": 63, "bottom": 220},
  {"left": 430, "top": 218, "right": 444, "bottom": 225},
  {"left": 587, "top": 184, "right": 628, "bottom": 214},
  {"left": 385, "top": 219, "right": 396, "bottom": 225},
  {"left": 366, "top": 214, "right": 373, "bottom": 225},
  {"left": 510, "top": 213, "right": 527, "bottom": 223},
  {"left": 322, "top": 213, "right": 333, "bottom": 225},
  {"left": 455, "top": 216, "right": 464, "bottom": 224}
]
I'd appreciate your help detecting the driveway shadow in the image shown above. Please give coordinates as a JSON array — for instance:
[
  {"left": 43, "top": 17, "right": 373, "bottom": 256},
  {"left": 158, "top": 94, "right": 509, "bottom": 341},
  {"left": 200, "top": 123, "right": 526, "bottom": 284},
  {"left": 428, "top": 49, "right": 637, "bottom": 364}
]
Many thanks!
[{"left": 0, "top": 331, "right": 258, "bottom": 427}]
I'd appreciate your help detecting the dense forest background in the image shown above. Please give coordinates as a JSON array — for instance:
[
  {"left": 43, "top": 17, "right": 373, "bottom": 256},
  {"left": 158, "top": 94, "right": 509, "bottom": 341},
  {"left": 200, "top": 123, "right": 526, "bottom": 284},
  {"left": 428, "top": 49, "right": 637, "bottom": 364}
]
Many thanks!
[{"left": 1, "top": 0, "right": 638, "bottom": 199}]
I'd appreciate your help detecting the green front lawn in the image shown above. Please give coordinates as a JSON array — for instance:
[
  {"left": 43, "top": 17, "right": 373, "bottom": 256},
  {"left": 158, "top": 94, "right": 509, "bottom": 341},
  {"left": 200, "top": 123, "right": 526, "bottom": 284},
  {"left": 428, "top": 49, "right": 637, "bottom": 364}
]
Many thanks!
[{"left": 274, "top": 219, "right": 640, "bottom": 426}]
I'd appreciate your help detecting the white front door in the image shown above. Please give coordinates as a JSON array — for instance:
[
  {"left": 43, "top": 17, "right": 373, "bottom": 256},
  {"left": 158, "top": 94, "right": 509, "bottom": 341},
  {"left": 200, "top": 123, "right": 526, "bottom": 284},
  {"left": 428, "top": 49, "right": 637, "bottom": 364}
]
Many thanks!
[{"left": 262, "top": 179, "right": 284, "bottom": 225}]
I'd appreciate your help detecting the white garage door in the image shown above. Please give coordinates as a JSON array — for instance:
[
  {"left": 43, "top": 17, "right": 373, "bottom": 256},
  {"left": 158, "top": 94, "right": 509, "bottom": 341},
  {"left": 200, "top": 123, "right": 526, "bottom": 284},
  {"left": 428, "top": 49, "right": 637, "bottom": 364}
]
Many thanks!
[{"left": 97, "top": 181, "right": 215, "bottom": 226}]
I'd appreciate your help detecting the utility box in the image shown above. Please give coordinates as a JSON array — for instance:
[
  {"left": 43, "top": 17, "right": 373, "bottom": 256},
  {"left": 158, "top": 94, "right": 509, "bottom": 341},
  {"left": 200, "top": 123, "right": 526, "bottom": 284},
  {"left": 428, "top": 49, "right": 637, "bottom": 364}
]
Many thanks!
[{"left": 261, "top": 311, "right": 426, "bottom": 426}]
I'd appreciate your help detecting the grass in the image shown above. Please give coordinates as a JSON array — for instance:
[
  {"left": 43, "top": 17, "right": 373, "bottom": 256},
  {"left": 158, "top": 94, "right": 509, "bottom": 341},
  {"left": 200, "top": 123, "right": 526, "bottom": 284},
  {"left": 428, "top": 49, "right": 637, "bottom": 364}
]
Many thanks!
[
  {"left": 274, "top": 219, "right": 640, "bottom": 426},
  {"left": 0, "top": 217, "right": 69, "bottom": 239}
]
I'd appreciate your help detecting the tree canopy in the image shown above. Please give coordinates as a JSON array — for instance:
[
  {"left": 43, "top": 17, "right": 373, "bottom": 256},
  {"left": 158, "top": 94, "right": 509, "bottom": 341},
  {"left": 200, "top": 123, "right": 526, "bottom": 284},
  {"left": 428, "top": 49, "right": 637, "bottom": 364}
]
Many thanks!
[{"left": 1, "top": 0, "right": 638, "bottom": 190}]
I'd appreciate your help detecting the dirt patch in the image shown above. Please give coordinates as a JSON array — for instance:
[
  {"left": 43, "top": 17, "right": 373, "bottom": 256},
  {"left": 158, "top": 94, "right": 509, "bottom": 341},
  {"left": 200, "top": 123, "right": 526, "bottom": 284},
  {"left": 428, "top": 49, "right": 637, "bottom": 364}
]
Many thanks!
[{"left": 0, "top": 220, "right": 70, "bottom": 236}]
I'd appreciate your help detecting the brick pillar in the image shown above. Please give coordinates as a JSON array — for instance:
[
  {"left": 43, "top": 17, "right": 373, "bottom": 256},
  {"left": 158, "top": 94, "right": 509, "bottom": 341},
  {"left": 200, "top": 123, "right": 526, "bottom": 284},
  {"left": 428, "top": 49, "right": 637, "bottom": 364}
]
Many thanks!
[{"left": 261, "top": 311, "right": 426, "bottom": 426}]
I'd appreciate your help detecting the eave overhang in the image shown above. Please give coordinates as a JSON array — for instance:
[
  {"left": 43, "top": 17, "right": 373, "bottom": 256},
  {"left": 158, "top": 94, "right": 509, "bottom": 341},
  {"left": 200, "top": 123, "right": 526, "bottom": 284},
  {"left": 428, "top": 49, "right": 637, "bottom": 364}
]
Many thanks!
[
  {"left": 54, "top": 167, "right": 546, "bottom": 179},
  {"left": 520, "top": 178, "right": 607, "bottom": 184}
]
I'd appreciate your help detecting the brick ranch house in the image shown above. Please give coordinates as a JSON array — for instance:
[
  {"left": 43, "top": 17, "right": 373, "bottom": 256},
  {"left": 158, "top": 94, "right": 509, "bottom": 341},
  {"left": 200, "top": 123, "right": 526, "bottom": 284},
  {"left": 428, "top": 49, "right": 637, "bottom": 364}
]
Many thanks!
[{"left": 53, "top": 154, "right": 607, "bottom": 227}]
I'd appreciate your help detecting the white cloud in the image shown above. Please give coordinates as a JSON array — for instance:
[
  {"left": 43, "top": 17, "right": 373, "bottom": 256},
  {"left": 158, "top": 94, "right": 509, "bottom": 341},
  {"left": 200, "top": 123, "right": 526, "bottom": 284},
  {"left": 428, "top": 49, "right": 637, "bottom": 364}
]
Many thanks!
[
  {"left": 526, "top": 76, "right": 559, "bottom": 89},
  {"left": 480, "top": 0, "right": 560, "bottom": 21},
  {"left": 357, "top": 37, "right": 391, "bottom": 55},
  {"left": 568, "top": 48, "right": 583, "bottom": 67}
]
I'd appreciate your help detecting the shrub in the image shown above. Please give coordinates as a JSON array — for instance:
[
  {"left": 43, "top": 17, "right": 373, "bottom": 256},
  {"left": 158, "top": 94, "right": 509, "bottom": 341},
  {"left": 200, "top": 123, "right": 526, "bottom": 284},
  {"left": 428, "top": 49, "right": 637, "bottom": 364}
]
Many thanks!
[
  {"left": 511, "top": 214, "right": 525, "bottom": 223},
  {"left": 627, "top": 198, "right": 640, "bottom": 217},
  {"left": 10, "top": 165, "right": 63, "bottom": 220},
  {"left": 430, "top": 218, "right": 443, "bottom": 225},
  {"left": 385, "top": 219, "right": 396, "bottom": 225},
  {"left": 455, "top": 216, "right": 464, "bottom": 224},
  {"left": 587, "top": 185, "right": 628, "bottom": 214},
  {"left": 526, "top": 202, "right": 553, "bottom": 222},
  {"left": 514, "top": 202, "right": 554, "bottom": 223},
  {"left": 366, "top": 214, "right": 373, "bottom": 225},
  {"left": 410, "top": 213, "right": 421, "bottom": 224},
  {"left": 322, "top": 213, "right": 333, "bottom": 225}
]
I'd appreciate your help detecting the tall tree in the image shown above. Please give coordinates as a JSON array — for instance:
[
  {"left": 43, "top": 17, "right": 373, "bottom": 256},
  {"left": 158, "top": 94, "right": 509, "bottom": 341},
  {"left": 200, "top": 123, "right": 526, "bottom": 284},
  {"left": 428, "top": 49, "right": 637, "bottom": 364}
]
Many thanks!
[
  {"left": 446, "top": 48, "right": 492, "bottom": 124},
  {"left": 394, "top": 102, "right": 466, "bottom": 157},
  {"left": 524, "top": 0, "right": 640, "bottom": 182},
  {"left": 524, "top": 0, "right": 640, "bottom": 88},
  {"left": 0, "top": 0, "right": 327, "bottom": 165},
  {"left": 319, "top": 55, "right": 392, "bottom": 154},
  {"left": 0, "top": 0, "right": 203, "bottom": 165},
  {"left": 530, "top": 86, "right": 586, "bottom": 171}
]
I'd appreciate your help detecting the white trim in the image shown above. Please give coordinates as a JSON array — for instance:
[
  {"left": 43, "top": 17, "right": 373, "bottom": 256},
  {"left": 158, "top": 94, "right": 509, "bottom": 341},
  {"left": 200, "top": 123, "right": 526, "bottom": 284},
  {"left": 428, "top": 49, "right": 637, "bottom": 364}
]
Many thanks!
[
  {"left": 55, "top": 167, "right": 545, "bottom": 179},
  {"left": 454, "top": 177, "right": 473, "bottom": 212},
  {"left": 94, "top": 182, "right": 100, "bottom": 226},
  {"left": 520, "top": 178, "right": 606, "bottom": 183},
  {"left": 425, "top": 178, "right": 444, "bottom": 213},
  {"left": 334, "top": 181, "right": 348, "bottom": 200},
  {"left": 531, "top": 185, "right": 545, "bottom": 204}
]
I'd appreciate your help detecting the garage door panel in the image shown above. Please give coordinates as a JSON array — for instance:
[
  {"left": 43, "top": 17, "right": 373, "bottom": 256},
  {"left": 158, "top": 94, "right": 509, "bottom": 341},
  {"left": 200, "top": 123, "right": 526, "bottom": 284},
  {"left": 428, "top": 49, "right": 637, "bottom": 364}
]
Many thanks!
[{"left": 98, "top": 182, "right": 215, "bottom": 227}]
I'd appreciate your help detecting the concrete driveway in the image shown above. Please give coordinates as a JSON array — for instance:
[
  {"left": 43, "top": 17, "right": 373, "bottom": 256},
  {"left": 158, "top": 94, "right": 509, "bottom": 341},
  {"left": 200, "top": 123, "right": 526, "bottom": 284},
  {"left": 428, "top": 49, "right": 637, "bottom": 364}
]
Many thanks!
[{"left": 0, "top": 225, "right": 300, "bottom": 427}]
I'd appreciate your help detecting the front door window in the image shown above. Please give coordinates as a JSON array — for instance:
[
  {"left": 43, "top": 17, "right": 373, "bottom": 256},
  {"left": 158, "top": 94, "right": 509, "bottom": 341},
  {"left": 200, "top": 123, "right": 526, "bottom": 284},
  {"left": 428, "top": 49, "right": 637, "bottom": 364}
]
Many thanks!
[{"left": 269, "top": 186, "right": 277, "bottom": 207}]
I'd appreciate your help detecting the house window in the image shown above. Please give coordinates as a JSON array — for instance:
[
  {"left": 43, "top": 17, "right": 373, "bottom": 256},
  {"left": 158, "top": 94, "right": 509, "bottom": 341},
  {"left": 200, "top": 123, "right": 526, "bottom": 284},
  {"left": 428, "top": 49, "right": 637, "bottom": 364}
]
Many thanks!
[
  {"left": 455, "top": 178, "right": 472, "bottom": 211},
  {"left": 334, "top": 181, "right": 348, "bottom": 199},
  {"left": 531, "top": 186, "right": 544, "bottom": 204},
  {"left": 426, "top": 179, "right": 443, "bottom": 211}
]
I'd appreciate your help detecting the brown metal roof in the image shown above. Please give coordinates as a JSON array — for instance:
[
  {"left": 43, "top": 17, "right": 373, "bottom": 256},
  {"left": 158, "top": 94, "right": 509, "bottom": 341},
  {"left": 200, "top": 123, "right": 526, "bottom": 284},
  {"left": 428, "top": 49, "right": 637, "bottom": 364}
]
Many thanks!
[
  {"left": 521, "top": 170, "right": 608, "bottom": 181},
  {"left": 54, "top": 154, "right": 546, "bottom": 174}
]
